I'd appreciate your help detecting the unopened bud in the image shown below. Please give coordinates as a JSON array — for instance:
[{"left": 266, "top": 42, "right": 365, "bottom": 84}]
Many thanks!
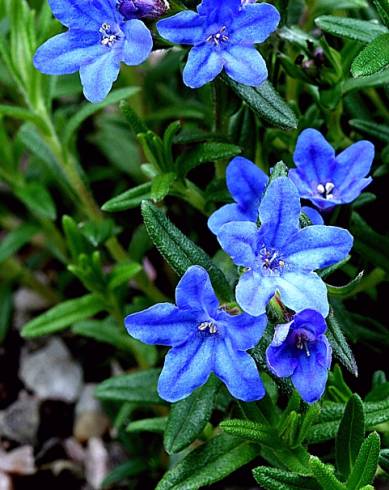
[{"left": 117, "top": 0, "right": 169, "bottom": 20}]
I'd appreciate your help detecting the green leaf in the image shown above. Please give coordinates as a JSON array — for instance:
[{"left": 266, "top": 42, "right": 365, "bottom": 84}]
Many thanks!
[
  {"left": 126, "top": 416, "right": 167, "bottom": 434},
  {"left": 101, "top": 459, "right": 147, "bottom": 489},
  {"left": 80, "top": 219, "right": 114, "bottom": 247},
  {"left": 351, "top": 33, "right": 389, "bottom": 77},
  {"left": 164, "top": 376, "right": 219, "bottom": 454},
  {"left": 63, "top": 87, "right": 140, "bottom": 146},
  {"left": 222, "top": 76, "right": 298, "bottom": 130},
  {"left": 16, "top": 182, "right": 56, "bottom": 220},
  {"left": 0, "top": 285, "right": 12, "bottom": 344},
  {"left": 220, "top": 419, "right": 279, "bottom": 447},
  {"left": 327, "top": 271, "right": 364, "bottom": 298},
  {"left": 0, "top": 223, "right": 38, "bottom": 263},
  {"left": 176, "top": 142, "right": 241, "bottom": 176},
  {"left": 309, "top": 456, "right": 346, "bottom": 490},
  {"left": 0, "top": 104, "right": 47, "bottom": 131},
  {"left": 151, "top": 172, "right": 176, "bottom": 201},
  {"left": 346, "top": 432, "right": 380, "bottom": 489},
  {"left": 101, "top": 182, "right": 152, "bottom": 212},
  {"left": 315, "top": 16, "right": 388, "bottom": 43},
  {"left": 62, "top": 215, "right": 91, "bottom": 261},
  {"left": 141, "top": 201, "right": 232, "bottom": 301},
  {"left": 268, "top": 161, "right": 289, "bottom": 183},
  {"left": 349, "top": 119, "right": 389, "bottom": 143},
  {"left": 326, "top": 309, "right": 358, "bottom": 377},
  {"left": 373, "top": 0, "right": 389, "bottom": 28},
  {"left": 156, "top": 434, "right": 259, "bottom": 490},
  {"left": 252, "top": 466, "right": 318, "bottom": 490},
  {"left": 343, "top": 68, "right": 389, "bottom": 93},
  {"left": 378, "top": 448, "right": 389, "bottom": 473},
  {"left": 21, "top": 294, "right": 105, "bottom": 338},
  {"left": 95, "top": 369, "right": 165, "bottom": 405},
  {"left": 107, "top": 261, "right": 142, "bottom": 290},
  {"left": 335, "top": 394, "right": 365, "bottom": 479}
]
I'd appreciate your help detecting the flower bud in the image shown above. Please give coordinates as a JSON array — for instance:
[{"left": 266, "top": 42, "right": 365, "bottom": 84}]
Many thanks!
[{"left": 117, "top": 0, "right": 169, "bottom": 20}]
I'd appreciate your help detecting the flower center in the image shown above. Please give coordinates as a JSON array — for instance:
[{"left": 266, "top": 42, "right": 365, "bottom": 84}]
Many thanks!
[
  {"left": 317, "top": 182, "right": 335, "bottom": 199},
  {"left": 100, "top": 23, "right": 121, "bottom": 47},
  {"left": 206, "top": 26, "right": 229, "bottom": 46},
  {"left": 258, "top": 246, "right": 285, "bottom": 274},
  {"left": 198, "top": 321, "right": 218, "bottom": 334},
  {"left": 295, "top": 332, "right": 311, "bottom": 357}
]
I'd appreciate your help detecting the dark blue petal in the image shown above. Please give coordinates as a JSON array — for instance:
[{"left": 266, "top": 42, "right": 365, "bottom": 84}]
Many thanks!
[
  {"left": 34, "top": 31, "right": 102, "bottom": 75},
  {"left": 122, "top": 19, "right": 153, "bottom": 65},
  {"left": 217, "top": 309, "right": 267, "bottom": 350},
  {"left": 291, "top": 339, "right": 331, "bottom": 403},
  {"left": 258, "top": 177, "right": 301, "bottom": 249},
  {"left": 156, "top": 10, "right": 205, "bottom": 45},
  {"left": 338, "top": 177, "right": 372, "bottom": 203},
  {"left": 275, "top": 272, "right": 329, "bottom": 316},
  {"left": 293, "top": 309, "right": 327, "bottom": 336},
  {"left": 158, "top": 335, "right": 214, "bottom": 402},
  {"left": 283, "top": 225, "right": 353, "bottom": 270},
  {"left": 175, "top": 265, "right": 219, "bottom": 317},
  {"left": 217, "top": 221, "right": 258, "bottom": 267},
  {"left": 47, "top": 0, "right": 104, "bottom": 29},
  {"left": 293, "top": 128, "right": 336, "bottom": 185},
  {"left": 301, "top": 206, "right": 324, "bottom": 225},
  {"left": 236, "top": 271, "right": 276, "bottom": 316},
  {"left": 289, "top": 168, "right": 315, "bottom": 197},
  {"left": 198, "top": 0, "right": 241, "bottom": 16},
  {"left": 230, "top": 3, "right": 280, "bottom": 43},
  {"left": 266, "top": 329, "right": 298, "bottom": 378},
  {"left": 125, "top": 303, "right": 196, "bottom": 346},
  {"left": 214, "top": 339, "right": 265, "bottom": 401},
  {"left": 223, "top": 45, "right": 268, "bottom": 86},
  {"left": 183, "top": 45, "right": 224, "bottom": 88},
  {"left": 334, "top": 140, "right": 374, "bottom": 186},
  {"left": 79, "top": 50, "right": 120, "bottom": 102},
  {"left": 226, "top": 157, "right": 268, "bottom": 210},
  {"left": 208, "top": 203, "right": 256, "bottom": 236}
]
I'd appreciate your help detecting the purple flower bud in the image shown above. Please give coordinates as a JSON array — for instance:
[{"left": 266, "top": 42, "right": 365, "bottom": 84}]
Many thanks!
[{"left": 117, "top": 0, "right": 169, "bottom": 20}]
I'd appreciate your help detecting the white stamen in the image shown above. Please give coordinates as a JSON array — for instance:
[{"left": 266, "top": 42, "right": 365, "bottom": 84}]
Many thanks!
[
  {"left": 198, "top": 321, "right": 217, "bottom": 334},
  {"left": 317, "top": 184, "right": 325, "bottom": 194},
  {"left": 325, "top": 182, "right": 335, "bottom": 193}
]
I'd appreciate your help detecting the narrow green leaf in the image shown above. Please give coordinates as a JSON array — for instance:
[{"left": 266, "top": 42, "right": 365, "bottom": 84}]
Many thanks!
[
  {"left": 176, "top": 142, "right": 241, "bottom": 176},
  {"left": 309, "top": 457, "right": 347, "bottom": 490},
  {"left": 21, "top": 294, "right": 105, "bottom": 338},
  {"left": 164, "top": 377, "right": 219, "bottom": 454},
  {"left": 220, "top": 419, "right": 279, "bottom": 448},
  {"left": 127, "top": 416, "right": 167, "bottom": 434},
  {"left": 62, "top": 215, "right": 91, "bottom": 261},
  {"left": 120, "top": 100, "right": 149, "bottom": 134},
  {"left": 222, "top": 76, "right": 298, "bottom": 130},
  {"left": 315, "top": 16, "right": 387, "bottom": 43},
  {"left": 327, "top": 271, "right": 364, "bottom": 297},
  {"left": 327, "top": 309, "right": 358, "bottom": 377},
  {"left": 378, "top": 448, "right": 389, "bottom": 473},
  {"left": 335, "top": 394, "right": 365, "bottom": 479},
  {"left": 351, "top": 33, "right": 389, "bottom": 77},
  {"left": 63, "top": 87, "right": 140, "bottom": 146},
  {"left": 0, "top": 285, "right": 12, "bottom": 344},
  {"left": 141, "top": 201, "right": 232, "bottom": 301},
  {"left": 101, "top": 460, "right": 147, "bottom": 489},
  {"left": 253, "top": 466, "right": 318, "bottom": 490},
  {"left": 346, "top": 432, "right": 380, "bottom": 489},
  {"left": 0, "top": 104, "right": 47, "bottom": 130},
  {"left": 95, "top": 369, "right": 165, "bottom": 405},
  {"left": 16, "top": 182, "right": 56, "bottom": 220},
  {"left": 102, "top": 182, "right": 152, "bottom": 212},
  {"left": 107, "top": 262, "right": 142, "bottom": 290},
  {"left": 343, "top": 68, "right": 389, "bottom": 93},
  {"left": 372, "top": 0, "right": 389, "bottom": 28},
  {"left": 349, "top": 119, "right": 389, "bottom": 143},
  {"left": 0, "top": 223, "right": 38, "bottom": 263},
  {"left": 156, "top": 434, "right": 259, "bottom": 490},
  {"left": 151, "top": 172, "right": 176, "bottom": 201}
]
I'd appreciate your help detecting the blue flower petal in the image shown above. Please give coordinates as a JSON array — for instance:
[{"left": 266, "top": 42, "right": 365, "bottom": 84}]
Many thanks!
[
  {"left": 122, "top": 19, "right": 153, "bottom": 65},
  {"left": 175, "top": 266, "right": 219, "bottom": 317},
  {"left": 217, "top": 309, "right": 267, "bottom": 350},
  {"left": 338, "top": 177, "right": 373, "bottom": 203},
  {"left": 301, "top": 206, "right": 324, "bottom": 225},
  {"left": 157, "top": 10, "right": 205, "bottom": 45},
  {"left": 183, "top": 45, "right": 224, "bottom": 89},
  {"left": 158, "top": 335, "right": 214, "bottom": 402},
  {"left": 124, "top": 303, "right": 196, "bottom": 346},
  {"left": 214, "top": 339, "right": 265, "bottom": 401},
  {"left": 223, "top": 45, "right": 268, "bottom": 86},
  {"left": 198, "top": 0, "right": 241, "bottom": 15},
  {"left": 33, "top": 31, "right": 102, "bottom": 75},
  {"left": 283, "top": 225, "right": 353, "bottom": 270},
  {"left": 217, "top": 221, "right": 258, "bottom": 267},
  {"left": 291, "top": 339, "right": 331, "bottom": 403},
  {"left": 230, "top": 3, "right": 280, "bottom": 43},
  {"left": 275, "top": 272, "right": 329, "bottom": 316},
  {"left": 47, "top": 0, "right": 102, "bottom": 29},
  {"left": 208, "top": 203, "right": 255, "bottom": 235},
  {"left": 293, "top": 128, "right": 336, "bottom": 185},
  {"left": 334, "top": 140, "right": 374, "bottom": 186},
  {"left": 258, "top": 177, "right": 301, "bottom": 249},
  {"left": 266, "top": 336, "right": 298, "bottom": 378},
  {"left": 293, "top": 309, "right": 327, "bottom": 336},
  {"left": 236, "top": 271, "right": 276, "bottom": 316},
  {"left": 226, "top": 157, "right": 268, "bottom": 210},
  {"left": 79, "top": 49, "right": 120, "bottom": 102}
]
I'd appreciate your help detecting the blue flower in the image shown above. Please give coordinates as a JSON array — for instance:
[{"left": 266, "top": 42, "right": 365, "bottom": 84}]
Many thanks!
[
  {"left": 217, "top": 177, "right": 353, "bottom": 317},
  {"left": 289, "top": 129, "right": 374, "bottom": 211},
  {"left": 34, "top": 0, "right": 153, "bottom": 103},
  {"left": 156, "top": 0, "right": 280, "bottom": 88},
  {"left": 125, "top": 265, "right": 267, "bottom": 402},
  {"left": 301, "top": 206, "right": 324, "bottom": 225},
  {"left": 117, "top": 0, "right": 169, "bottom": 19},
  {"left": 208, "top": 157, "right": 268, "bottom": 235},
  {"left": 266, "top": 309, "right": 332, "bottom": 403}
]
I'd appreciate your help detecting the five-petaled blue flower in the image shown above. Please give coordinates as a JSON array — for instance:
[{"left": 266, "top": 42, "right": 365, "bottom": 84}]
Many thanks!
[
  {"left": 125, "top": 265, "right": 267, "bottom": 402},
  {"left": 208, "top": 156, "right": 324, "bottom": 235},
  {"left": 157, "top": 0, "right": 280, "bottom": 88},
  {"left": 34, "top": 0, "right": 153, "bottom": 103},
  {"left": 266, "top": 309, "right": 332, "bottom": 403},
  {"left": 289, "top": 128, "right": 374, "bottom": 211},
  {"left": 217, "top": 177, "right": 353, "bottom": 317}
]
